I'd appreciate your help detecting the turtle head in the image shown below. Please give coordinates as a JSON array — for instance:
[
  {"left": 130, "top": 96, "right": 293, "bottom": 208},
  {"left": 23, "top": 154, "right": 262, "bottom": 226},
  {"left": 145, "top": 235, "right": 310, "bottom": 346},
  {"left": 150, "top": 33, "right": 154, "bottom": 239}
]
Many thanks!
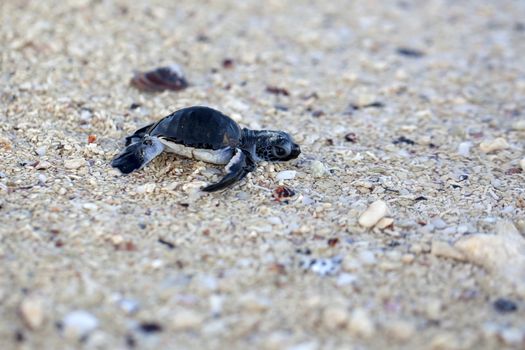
[
  {"left": 111, "top": 136, "right": 164, "bottom": 174},
  {"left": 250, "top": 130, "right": 301, "bottom": 162}
]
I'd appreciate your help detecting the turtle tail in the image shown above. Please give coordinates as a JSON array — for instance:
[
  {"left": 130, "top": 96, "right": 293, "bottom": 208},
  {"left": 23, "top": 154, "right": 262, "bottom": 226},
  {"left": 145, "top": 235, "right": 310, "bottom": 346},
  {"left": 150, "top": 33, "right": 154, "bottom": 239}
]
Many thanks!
[{"left": 111, "top": 137, "right": 164, "bottom": 174}]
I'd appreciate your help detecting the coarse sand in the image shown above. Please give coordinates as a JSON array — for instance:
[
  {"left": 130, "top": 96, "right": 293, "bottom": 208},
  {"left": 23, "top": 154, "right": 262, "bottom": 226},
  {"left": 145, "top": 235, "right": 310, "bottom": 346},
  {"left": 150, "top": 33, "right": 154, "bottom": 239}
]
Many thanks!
[{"left": 1, "top": 0, "right": 525, "bottom": 349}]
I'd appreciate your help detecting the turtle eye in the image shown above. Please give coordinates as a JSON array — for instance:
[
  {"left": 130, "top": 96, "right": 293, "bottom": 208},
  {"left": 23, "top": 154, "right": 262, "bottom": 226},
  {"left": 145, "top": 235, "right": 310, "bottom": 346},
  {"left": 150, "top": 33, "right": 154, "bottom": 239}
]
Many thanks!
[{"left": 274, "top": 146, "right": 287, "bottom": 157}]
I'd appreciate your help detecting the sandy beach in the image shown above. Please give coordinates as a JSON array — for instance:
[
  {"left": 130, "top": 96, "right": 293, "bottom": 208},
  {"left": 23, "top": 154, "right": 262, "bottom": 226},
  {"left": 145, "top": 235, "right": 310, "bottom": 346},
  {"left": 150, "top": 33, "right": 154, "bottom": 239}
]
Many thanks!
[{"left": 1, "top": 0, "right": 525, "bottom": 349}]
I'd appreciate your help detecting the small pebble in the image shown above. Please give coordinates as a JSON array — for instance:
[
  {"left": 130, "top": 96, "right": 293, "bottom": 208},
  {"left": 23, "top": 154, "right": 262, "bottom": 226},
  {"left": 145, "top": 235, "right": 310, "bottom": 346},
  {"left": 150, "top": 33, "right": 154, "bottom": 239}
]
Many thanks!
[
  {"left": 19, "top": 296, "right": 44, "bottom": 330},
  {"left": 384, "top": 319, "right": 415, "bottom": 342},
  {"left": 64, "top": 158, "right": 86, "bottom": 170},
  {"left": 236, "top": 191, "right": 249, "bottom": 200},
  {"left": 82, "top": 202, "right": 98, "bottom": 211},
  {"left": 358, "top": 200, "right": 389, "bottom": 228},
  {"left": 493, "top": 298, "right": 518, "bottom": 313},
  {"left": 347, "top": 308, "right": 375, "bottom": 338},
  {"left": 310, "top": 160, "right": 327, "bottom": 178},
  {"left": 376, "top": 217, "right": 394, "bottom": 229},
  {"left": 511, "top": 120, "right": 525, "bottom": 130},
  {"left": 118, "top": 298, "right": 140, "bottom": 315},
  {"left": 457, "top": 142, "right": 472, "bottom": 157},
  {"left": 500, "top": 327, "right": 523, "bottom": 346},
  {"left": 430, "top": 332, "right": 459, "bottom": 350},
  {"left": 309, "top": 257, "right": 342, "bottom": 276},
  {"left": 38, "top": 174, "right": 47, "bottom": 185},
  {"left": 80, "top": 109, "right": 93, "bottom": 121},
  {"left": 61, "top": 310, "right": 98, "bottom": 340},
  {"left": 275, "top": 170, "right": 297, "bottom": 181},
  {"left": 136, "top": 183, "right": 156, "bottom": 193},
  {"left": 209, "top": 295, "right": 223, "bottom": 316},
  {"left": 322, "top": 306, "right": 349, "bottom": 329},
  {"left": 267, "top": 216, "right": 282, "bottom": 225},
  {"left": 336, "top": 273, "right": 357, "bottom": 286},
  {"left": 35, "top": 146, "right": 47, "bottom": 157},
  {"left": 431, "top": 217, "right": 447, "bottom": 230},
  {"left": 425, "top": 299, "right": 442, "bottom": 320},
  {"left": 171, "top": 309, "right": 204, "bottom": 330},
  {"left": 520, "top": 158, "right": 525, "bottom": 171},
  {"left": 401, "top": 254, "right": 415, "bottom": 264},
  {"left": 358, "top": 251, "right": 376, "bottom": 266},
  {"left": 479, "top": 138, "right": 509, "bottom": 153},
  {"left": 239, "top": 293, "right": 270, "bottom": 313},
  {"left": 286, "top": 341, "right": 318, "bottom": 350},
  {"left": 431, "top": 241, "right": 466, "bottom": 261},
  {"left": 409, "top": 243, "right": 423, "bottom": 254}
]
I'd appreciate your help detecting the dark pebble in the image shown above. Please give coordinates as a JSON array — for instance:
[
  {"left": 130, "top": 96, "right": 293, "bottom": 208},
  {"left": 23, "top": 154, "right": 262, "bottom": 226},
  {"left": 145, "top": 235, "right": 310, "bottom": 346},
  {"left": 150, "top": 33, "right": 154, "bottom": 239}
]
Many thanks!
[
  {"left": 458, "top": 174, "right": 469, "bottom": 181},
  {"left": 505, "top": 168, "right": 522, "bottom": 175},
  {"left": 393, "top": 136, "right": 416, "bottom": 145},
  {"left": 327, "top": 238, "right": 339, "bottom": 247},
  {"left": 387, "top": 240, "right": 400, "bottom": 247},
  {"left": 312, "top": 110, "right": 324, "bottom": 117},
  {"left": 222, "top": 58, "right": 234, "bottom": 69},
  {"left": 344, "top": 132, "right": 358, "bottom": 143},
  {"left": 493, "top": 298, "right": 518, "bottom": 313},
  {"left": 139, "top": 322, "right": 163, "bottom": 333},
  {"left": 349, "top": 101, "right": 385, "bottom": 111},
  {"left": 125, "top": 333, "right": 136, "bottom": 348},
  {"left": 15, "top": 330, "right": 25, "bottom": 342},
  {"left": 266, "top": 86, "right": 290, "bottom": 96},
  {"left": 158, "top": 238, "right": 175, "bottom": 249},
  {"left": 396, "top": 47, "right": 425, "bottom": 58}
]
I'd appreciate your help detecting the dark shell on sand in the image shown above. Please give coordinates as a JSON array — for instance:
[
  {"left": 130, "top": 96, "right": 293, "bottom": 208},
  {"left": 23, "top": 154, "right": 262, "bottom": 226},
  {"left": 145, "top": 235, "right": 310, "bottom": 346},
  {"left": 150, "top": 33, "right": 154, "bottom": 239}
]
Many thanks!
[{"left": 131, "top": 65, "right": 188, "bottom": 92}]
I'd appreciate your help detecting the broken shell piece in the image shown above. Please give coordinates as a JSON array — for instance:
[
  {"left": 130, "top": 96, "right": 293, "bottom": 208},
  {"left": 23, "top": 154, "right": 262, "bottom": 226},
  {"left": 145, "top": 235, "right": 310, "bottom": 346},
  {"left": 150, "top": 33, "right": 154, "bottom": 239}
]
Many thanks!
[
  {"left": 454, "top": 221, "right": 525, "bottom": 293},
  {"left": 131, "top": 65, "right": 188, "bottom": 92},
  {"left": 479, "top": 138, "right": 509, "bottom": 153},
  {"left": 64, "top": 158, "right": 86, "bottom": 170},
  {"left": 310, "top": 160, "right": 327, "bottom": 177},
  {"left": 376, "top": 217, "right": 394, "bottom": 230},
  {"left": 511, "top": 120, "right": 525, "bottom": 131},
  {"left": 19, "top": 296, "right": 45, "bottom": 330},
  {"left": 520, "top": 158, "right": 525, "bottom": 171},
  {"left": 457, "top": 142, "right": 472, "bottom": 157},
  {"left": 35, "top": 161, "right": 52, "bottom": 170},
  {"left": 431, "top": 240, "right": 466, "bottom": 261},
  {"left": 275, "top": 170, "right": 296, "bottom": 181},
  {"left": 358, "top": 200, "right": 389, "bottom": 228},
  {"left": 273, "top": 186, "right": 295, "bottom": 201}
]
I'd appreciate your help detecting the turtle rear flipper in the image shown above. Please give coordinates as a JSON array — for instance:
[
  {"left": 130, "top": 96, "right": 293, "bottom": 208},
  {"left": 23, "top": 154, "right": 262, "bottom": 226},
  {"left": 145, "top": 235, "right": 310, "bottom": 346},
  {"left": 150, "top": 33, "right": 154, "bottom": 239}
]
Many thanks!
[
  {"left": 111, "top": 137, "right": 164, "bottom": 174},
  {"left": 202, "top": 149, "right": 255, "bottom": 192},
  {"left": 125, "top": 122, "right": 155, "bottom": 146}
]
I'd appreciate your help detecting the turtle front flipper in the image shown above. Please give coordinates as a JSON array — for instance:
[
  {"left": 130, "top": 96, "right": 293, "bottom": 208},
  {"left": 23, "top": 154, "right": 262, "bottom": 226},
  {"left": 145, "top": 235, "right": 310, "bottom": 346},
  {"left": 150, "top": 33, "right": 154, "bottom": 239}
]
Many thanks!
[{"left": 202, "top": 148, "right": 255, "bottom": 192}]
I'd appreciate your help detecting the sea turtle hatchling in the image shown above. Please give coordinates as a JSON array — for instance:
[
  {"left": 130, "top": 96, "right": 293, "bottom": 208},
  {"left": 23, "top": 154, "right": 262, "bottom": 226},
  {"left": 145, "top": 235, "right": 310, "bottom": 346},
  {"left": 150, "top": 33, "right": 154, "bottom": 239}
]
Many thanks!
[{"left": 111, "top": 106, "right": 301, "bottom": 192}]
